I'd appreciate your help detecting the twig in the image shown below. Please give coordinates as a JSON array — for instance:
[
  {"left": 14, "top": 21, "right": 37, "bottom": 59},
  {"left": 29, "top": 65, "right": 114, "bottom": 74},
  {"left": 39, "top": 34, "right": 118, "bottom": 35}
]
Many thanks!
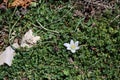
[
  {"left": 8, "top": 7, "right": 20, "bottom": 46},
  {"left": 75, "top": 18, "right": 84, "bottom": 32},
  {"left": 8, "top": 18, "right": 20, "bottom": 45},
  {"left": 110, "top": 15, "right": 120, "bottom": 23},
  {"left": 31, "top": 21, "right": 59, "bottom": 34}
]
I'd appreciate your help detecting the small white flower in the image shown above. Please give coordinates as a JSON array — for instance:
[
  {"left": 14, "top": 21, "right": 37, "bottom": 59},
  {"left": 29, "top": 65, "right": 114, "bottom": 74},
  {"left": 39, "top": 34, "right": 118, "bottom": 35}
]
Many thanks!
[{"left": 64, "top": 40, "right": 80, "bottom": 53}]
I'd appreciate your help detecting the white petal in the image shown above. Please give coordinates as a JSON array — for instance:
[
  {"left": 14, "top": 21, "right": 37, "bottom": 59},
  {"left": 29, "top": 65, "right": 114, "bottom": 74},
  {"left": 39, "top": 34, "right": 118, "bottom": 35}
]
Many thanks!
[
  {"left": 64, "top": 43, "right": 70, "bottom": 48},
  {"left": 67, "top": 47, "right": 71, "bottom": 50},
  {"left": 76, "top": 46, "right": 80, "bottom": 50},
  {"left": 70, "top": 40, "right": 74, "bottom": 45},
  {"left": 71, "top": 49, "right": 76, "bottom": 53},
  {"left": 75, "top": 41, "right": 79, "bottom": 46}
]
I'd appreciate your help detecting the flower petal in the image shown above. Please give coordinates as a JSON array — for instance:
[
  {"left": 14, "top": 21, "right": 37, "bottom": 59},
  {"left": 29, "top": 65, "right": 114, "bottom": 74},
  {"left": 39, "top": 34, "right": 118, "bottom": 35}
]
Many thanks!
[
  {"left": 67, "top": 47, "right": 71, "bottom": 50},
  {"left": 64, "top": 43, "right": 70, "bottom": 48},
  {"left": 75, "top": 41, "right": 79, "bottom": 46},
  {"left": 71, "top": 49, "right": 76, "bottom": 53},
  {"left": 76, "top": 46, "right": 80, "bottom": 50},
  {"left": 70, "top": 40, "right": 74, "bottom": 45}
]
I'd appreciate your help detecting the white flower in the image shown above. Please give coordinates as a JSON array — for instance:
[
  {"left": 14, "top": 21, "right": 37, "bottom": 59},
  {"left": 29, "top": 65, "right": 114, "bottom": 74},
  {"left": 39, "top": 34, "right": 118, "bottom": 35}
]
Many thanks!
[{"left": 64, "top": 40, "right": 80, "bottom": 53}]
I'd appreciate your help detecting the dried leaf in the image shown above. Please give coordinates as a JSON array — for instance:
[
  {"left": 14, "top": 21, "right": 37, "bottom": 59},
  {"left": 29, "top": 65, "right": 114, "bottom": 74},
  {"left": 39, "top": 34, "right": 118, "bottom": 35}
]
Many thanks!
[
  {"left": 8, "top": 0, "right": 33, "bottom": 8},
  {"left": 0, "top": 43, "right": 19, "bottom": 66},
  {"left": 21, "top": 29, "right": 40, "bottom": 48}
]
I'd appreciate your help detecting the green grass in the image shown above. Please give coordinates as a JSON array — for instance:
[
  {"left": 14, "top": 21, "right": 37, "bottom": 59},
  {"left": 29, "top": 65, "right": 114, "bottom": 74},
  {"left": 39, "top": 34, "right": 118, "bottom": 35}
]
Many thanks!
[{"left": 0, "top": 1, "right": 120, "bottom": 80}]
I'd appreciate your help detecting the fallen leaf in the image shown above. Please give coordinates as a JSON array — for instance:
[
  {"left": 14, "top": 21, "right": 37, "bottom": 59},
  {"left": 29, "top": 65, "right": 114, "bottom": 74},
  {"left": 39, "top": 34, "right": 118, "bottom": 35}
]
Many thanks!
[
  {"left": 20, "top": 29, "right": 40, "bottom": 48},
  {"left": 8, "top": 0, "right": 34, "bottom": 8},
  {"left": 0, "top": 43, "right": 19, "bottom": 66},
  {"left": 0, "top": 29, "right": 40, "bottom": 66}
]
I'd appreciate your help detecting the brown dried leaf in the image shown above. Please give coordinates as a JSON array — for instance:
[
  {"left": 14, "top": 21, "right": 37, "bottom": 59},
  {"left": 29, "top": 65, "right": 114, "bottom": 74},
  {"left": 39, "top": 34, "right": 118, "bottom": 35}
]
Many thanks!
[{"left": 8, "top": 0, "right": 33, "bottom": 8}]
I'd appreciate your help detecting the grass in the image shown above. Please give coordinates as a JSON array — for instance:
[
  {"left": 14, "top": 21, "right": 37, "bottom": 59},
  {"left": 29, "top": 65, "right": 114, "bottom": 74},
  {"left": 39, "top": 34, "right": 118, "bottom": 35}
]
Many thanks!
[{"left": 0, "top": 0, "right": 120, "bottom": 80}]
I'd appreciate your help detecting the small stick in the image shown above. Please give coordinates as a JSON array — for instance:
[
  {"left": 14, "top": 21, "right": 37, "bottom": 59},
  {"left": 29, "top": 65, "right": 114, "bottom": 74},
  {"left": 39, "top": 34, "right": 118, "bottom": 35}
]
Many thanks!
[{"left": 31, "top": 21, "right": 59, "bottom": 34}]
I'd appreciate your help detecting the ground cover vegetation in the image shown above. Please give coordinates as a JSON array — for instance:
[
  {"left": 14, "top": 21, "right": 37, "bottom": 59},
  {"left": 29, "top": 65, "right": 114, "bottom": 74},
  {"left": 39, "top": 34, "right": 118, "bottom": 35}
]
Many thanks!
[{"left": 0, "top": 0, "right": 120, "bottom": 79}]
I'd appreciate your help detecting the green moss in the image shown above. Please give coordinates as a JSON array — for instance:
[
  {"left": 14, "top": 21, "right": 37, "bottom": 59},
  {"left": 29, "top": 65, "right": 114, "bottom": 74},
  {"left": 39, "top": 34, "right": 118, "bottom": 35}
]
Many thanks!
[{"left": 0, "top": 1, "right": 120, "bottom": 80}]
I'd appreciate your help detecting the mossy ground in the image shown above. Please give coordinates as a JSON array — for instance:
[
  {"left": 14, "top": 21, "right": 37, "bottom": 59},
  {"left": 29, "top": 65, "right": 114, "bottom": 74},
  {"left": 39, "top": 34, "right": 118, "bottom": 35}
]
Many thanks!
[{"left": 0, "top": 0, "right": 120, "bottom": 80}]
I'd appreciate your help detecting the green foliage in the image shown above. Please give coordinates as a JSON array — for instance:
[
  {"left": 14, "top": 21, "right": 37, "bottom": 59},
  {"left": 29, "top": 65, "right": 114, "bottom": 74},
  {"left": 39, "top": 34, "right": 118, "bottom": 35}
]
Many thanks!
[{"left": 0, "top": 1, "right": 120, "bottom": 80}]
